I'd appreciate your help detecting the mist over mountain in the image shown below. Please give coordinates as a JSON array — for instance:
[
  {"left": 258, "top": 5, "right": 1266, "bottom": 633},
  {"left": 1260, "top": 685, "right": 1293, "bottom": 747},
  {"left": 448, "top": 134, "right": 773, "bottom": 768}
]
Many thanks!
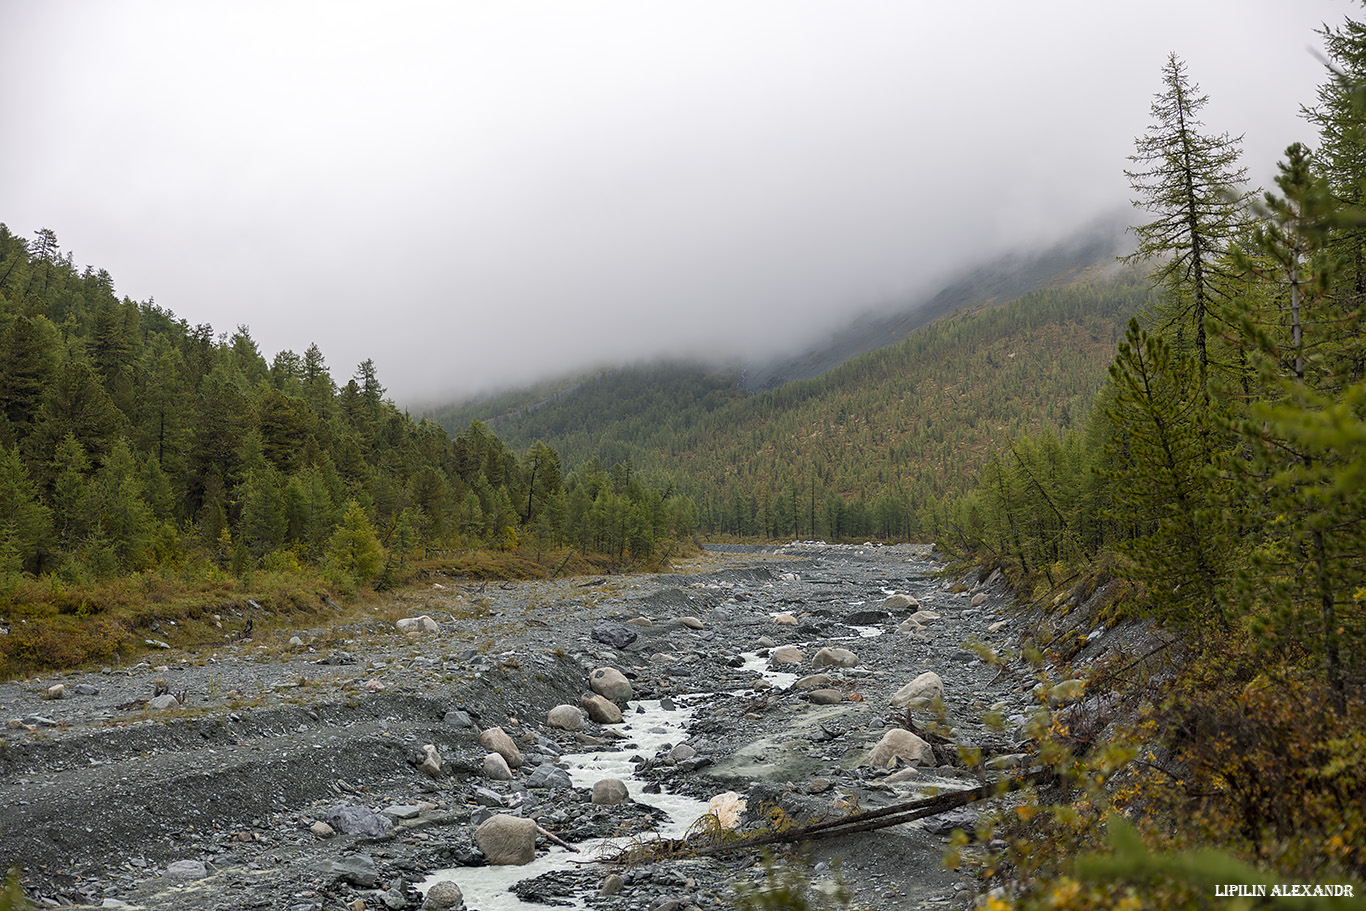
[{"left": 736, "top": 213, "right": 1132, "bottom": 392}]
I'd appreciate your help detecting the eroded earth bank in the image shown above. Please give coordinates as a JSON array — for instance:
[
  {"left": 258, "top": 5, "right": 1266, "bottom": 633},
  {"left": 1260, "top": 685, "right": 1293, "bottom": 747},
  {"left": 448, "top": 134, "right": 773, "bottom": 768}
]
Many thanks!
[{"left": 0, "top": 544, "right": 1120, "bottom": 911}]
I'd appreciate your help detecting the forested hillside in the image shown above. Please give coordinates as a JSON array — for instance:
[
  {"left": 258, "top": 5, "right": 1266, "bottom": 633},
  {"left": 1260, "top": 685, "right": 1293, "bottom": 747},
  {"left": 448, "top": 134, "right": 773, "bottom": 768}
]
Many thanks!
[
  {"left": 0, "top": 230, "right": 695, "bottom": 673},
  {"left": 433, "top": 272, "right": 1150, "bottom": 542}
]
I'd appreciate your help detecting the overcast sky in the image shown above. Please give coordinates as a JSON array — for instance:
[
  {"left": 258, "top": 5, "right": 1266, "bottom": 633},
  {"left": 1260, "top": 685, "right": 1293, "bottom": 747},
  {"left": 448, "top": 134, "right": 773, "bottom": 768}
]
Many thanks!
[{"left": 0, "top": 1, "right": 1350, "bottom": 405}]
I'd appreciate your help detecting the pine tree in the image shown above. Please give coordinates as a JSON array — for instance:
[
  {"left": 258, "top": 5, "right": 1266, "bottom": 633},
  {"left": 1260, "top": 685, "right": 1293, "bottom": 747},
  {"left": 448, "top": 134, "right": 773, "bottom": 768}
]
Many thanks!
[{"left": 1125, "top": 53, "right": 1250, "bottom": 375}]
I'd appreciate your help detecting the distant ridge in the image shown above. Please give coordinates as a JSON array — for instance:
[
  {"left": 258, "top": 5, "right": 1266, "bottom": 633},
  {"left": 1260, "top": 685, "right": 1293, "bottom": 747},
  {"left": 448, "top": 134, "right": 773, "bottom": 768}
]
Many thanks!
[{"left": 738, "top": 218, "right": 1130, "bottom": 391}]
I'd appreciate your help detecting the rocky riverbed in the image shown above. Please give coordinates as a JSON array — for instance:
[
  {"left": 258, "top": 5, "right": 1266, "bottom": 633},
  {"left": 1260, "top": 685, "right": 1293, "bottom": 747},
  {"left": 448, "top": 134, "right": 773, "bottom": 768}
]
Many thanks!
[{"left": 0, "top": 544, "right": 1142, "bottom": 911}]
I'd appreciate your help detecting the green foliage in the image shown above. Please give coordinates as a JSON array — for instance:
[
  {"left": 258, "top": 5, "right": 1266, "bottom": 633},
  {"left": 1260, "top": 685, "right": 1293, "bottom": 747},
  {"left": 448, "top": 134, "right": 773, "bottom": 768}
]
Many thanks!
[{"left": 323, "top": 501, "right": 386, "bottom": 586}]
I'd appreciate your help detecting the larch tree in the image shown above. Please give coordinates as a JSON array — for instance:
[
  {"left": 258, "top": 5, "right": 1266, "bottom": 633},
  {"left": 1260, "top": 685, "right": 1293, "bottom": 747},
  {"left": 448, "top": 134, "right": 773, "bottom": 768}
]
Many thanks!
[{"left": 1124, "top": 53, "right": 1250, "bottom": 377}]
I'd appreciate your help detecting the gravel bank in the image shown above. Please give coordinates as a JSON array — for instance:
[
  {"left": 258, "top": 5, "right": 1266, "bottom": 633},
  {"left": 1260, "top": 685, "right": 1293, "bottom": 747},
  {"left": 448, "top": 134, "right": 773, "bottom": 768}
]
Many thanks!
[{"left": 0, "top": 544, "right": 1126, "bottom": 911}]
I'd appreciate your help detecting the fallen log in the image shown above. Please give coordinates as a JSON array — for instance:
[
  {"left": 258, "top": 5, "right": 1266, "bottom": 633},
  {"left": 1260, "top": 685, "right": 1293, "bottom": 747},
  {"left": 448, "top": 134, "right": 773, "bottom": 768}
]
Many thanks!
[{"left": 692, "top": 768, "right": 1051, "bottom": 857}]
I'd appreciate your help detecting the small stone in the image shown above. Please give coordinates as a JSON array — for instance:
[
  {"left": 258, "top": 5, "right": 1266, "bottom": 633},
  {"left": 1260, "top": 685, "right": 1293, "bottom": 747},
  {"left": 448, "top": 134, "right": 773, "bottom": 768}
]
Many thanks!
[
  {"left": 772, "top": 613, "right": 798, "bottom": 626},
  {"left": 581, "top": 693, "right": 623, "bottom": 724},
  {"left": 443, "top": 709, "right": 474, "bottom": 728},
  {"left": 811, "top": 647, "right": 857, "bottom": 669},
  {"left": 310, "top": 821, "right": 335, "bottom": 838},
  {"left": 769, "top": 645, "right": 804, "bottom": 665},
  {"left": 988, "top": 620, "right": 1010, "bottom": 633},
  {"left": 327, "top": 853, "right": 379, "bottom": 887},
  {"left": 908, "top": 610, "right": 941, "bottom": 624},
  {"left": 325, "top": 804, "right": 394, "bottom": 838},
  {"left": 807, "top": 688, "right": 844, "bottom": 705},
  {"left": 592, "top": 778, "right": 630, "bottom": 805},
  {"left": 589, "top": 667, "right": 633, "bottom": 705},
  {"left": 396, "top": 615, "right": 441, "bottom": 635},
  {"left": 165, "top": 859, "right": 207, "bottom": 880},
  {"left": 148, "top": 694, "right": 180, "bottom": 711},
  {"left": 478, "top": 726, "right": 523, "bottom": 768},
  {"left": 483, "top": 752, "right": 514, "bottom": 781},
  {"left": 73, "top": 683, "right": 99, "bottom": 696},
  {"left": 419, "top": 743, "right": 442, "bottom": 778},
  {"left": 475, "top": 814, "right": 538, "bottom": 865},
  {"left": 423, "top": 880, "right": 464, "bottom": 910},
  {"left": 677, "top": 616, "right": 704, "bottom": 630},
  {"left": 757, "top": 636, "right": 776, "bottom": 648},
  {"left": 881, "top": 593, "right": 919, "bottom": 611},
  {"left": 971, "top": 593, "right": 989, "bottom": 607},
  {"left": 44, "top": 684, "right": 65, "bottom": 700},
  {"left": 383, "top": 804, "right": 423, "bottom": 821},
  {"left": 668, "top": 743, "right": 697, "bottom": 762},
  {"left": 599, "top": 873, "right": 625, "bottom": 896},
  {"left": 865, "top": 729, "right": 934, "bottom": 768},
  {"left": 891, "top": 671, "right": 944, "bottom": 710},
  {"left": 547, "top": 704, "right": 585, "bottom": 731},
  {"left": 288, "top": 636, "right": 304, "bottom": 648},
  {"left": 525, "top": 763, "right": 573, "bottom": 789},
  {"left": 793, "top": 673, "right": 834, "bottom": 689},
  {"left": 472, "top": 786, "right": 506, "bottom": 807},
  {"left": 591, "top": 621, "right": 637, "bottom": 649}
]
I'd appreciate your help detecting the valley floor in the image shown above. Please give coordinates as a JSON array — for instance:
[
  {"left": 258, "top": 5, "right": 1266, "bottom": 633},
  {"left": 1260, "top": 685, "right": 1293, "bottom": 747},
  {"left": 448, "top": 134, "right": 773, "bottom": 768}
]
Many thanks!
[{"left": 0, "top": 545, "right": 1068, "bottom": 911}]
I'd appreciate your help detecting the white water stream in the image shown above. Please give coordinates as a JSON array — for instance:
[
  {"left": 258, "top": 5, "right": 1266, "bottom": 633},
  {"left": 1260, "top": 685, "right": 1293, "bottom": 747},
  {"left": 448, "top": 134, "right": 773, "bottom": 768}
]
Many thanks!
[
  {"left": 419, "top": 696, "right": 711, "bottom": 909},
  {"left": 420, "top": 608, "right": 895, "bottom": 907}
]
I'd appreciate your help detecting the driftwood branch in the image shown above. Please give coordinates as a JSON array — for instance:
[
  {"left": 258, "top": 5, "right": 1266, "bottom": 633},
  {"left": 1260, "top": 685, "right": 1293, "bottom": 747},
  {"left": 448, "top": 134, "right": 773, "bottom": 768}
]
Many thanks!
[{"left": 691, "top": 768, "right": 1050, "bottom": 857}]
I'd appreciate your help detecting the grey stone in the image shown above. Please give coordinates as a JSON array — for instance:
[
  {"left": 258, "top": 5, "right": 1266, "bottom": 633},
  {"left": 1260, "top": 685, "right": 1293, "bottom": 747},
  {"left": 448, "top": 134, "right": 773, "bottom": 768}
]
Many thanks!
[
  {"left": 324, "top": 804, "right": 394, "bottom": 838},
  {"left": 383, "top": 804, "right": 423, "bottom": 820},
  {"left": 483, "top": 752, "right": 514, "bottom": 781},
  {"left": 443, "top": 709, "right": 474, "bottom": 728},
  {"left": 591, "top": 621, "right": 637, "bottom": 649},
  {"left": 325, "top": 853, "right": 378, "bottom": 887},
  {"left": 580, "top": 693, "right": 623, "bottom": 724},
  {"left": 165, "top": 859, "right": 207, "bottom": 880},
  {"left": 148, "top": 694, "right": 180, "bottom": 711},
  {"left": 811, "top": 646, "right": 857, "bottom": 668},
  {"left": 423, "top": 880, "right": 464, "bottom": 910},
  {"left": 864, "top": 729, "right": 934, "bottom": 768},
  {"left": 547, "top": 704, "right": 584, "bottom": 731},
  {"left": 472, "top": 786, "right": 506, "bottom": 807},
  {"left": 589, "top": 667, "right": 633, "bottom": 704},
  {"left": 475, "top": 814, "right": 538, "bottom": 865},
  {"left": 599, "top": 873, "right": 625, "bottom": 896},
  {"left": 74, "top": 683, "right": 100, "bottom": 696},
  {"left": 525, "top": 763, "right": 573, "bottom": 790},
  {"left": 592, "top": 778, "right": 630, "bottom": 805},
  {"left": 891, "top": 671, "right": 944, "bottom": 709},
  {"left": 478, "top": 726, "right": 523, "bottom": 768}
]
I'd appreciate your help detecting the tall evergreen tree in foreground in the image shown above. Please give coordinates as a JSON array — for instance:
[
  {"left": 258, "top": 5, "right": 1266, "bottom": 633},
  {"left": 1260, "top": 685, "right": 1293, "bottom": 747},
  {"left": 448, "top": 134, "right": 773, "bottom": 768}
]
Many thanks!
[{"left": 1124, "top": 53, "right": 1249, "bottom": 376}]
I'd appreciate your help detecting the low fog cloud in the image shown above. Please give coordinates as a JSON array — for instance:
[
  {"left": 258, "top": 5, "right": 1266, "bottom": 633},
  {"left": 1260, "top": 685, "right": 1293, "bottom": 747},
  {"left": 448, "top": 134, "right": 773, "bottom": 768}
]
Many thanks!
[{"left": 0, "top": 0, "right": 1345, "bottom": 403}]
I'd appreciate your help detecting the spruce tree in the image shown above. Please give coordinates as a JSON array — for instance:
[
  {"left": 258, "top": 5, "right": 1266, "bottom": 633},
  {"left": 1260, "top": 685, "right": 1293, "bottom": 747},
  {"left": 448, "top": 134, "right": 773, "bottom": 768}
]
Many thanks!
[{"left": 1125, "top": 53, "right": 1250, "bottom": 375}]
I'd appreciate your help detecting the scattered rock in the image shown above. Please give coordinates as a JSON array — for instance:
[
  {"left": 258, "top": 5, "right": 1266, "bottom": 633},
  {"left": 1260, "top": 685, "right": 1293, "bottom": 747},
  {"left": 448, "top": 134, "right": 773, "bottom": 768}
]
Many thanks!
[
  {"left": 475, "top": 814, "right": 539, "bottom": 865},
  {"left": 971, "top": 593, "right": 989, "bottom": 607},
  {"left": 478, "top": 726, "right": 523, "bottom": 768},
  {"left": 891, "top": 671, "right": 944, "bottom": 710},
  {"left": 44, "top": 684, "right": 65, "bottom": 700},
  {"left": 793, "top": 673, "right": 834, "bottom": 690},
  {"left": 592, "top": 778, "right": 630, "bottom": 805},
  {"left": 325, "top": 804, "right": 394, "bottom": 838},
  {"left": 772, "top": 613, "right": 798, "bottom": 626},
  {"left": 908, "top": 610, "right": 941, "bottom": 624},
  {"left": 325, "top": 853, "right": 378, "bottom": 887},
  {"left": 310, "top": 821, "right": 335, "bottom": 838},
  {"left": 423, "top": 880, "right": 464, "bottom": 910},
  {"left": 483, "top": 752, "right": 514, "bottom": 781},
  {"left": 525, "top": 763, "right": 573, "bottom": 789},
  {"left": 811, "top": 646, "right": 857, "bottom": 668},
  {"left": 396, "top": 615, "right": 441, "bottom": 635},
  {"left": 419, "top": 743, "right": 442, "bottom": 778},
  {"left": 589, "top": 667, "right": 633, "bottom": 705},
  {"left": 865, "top": 729, "right": 934, "bottom": 768},
  {"left": 769, "top": 646, "right": 804, "bottom": 665},
  {"left": 707, "top": 791, "right": 747, "bottom": 829},
  {"left": 807, "top": 688, "right": 844, "bottom": 705},
  {"left": 591, "top": 621, "right": 637, "bottom": 649},
  {"left": 148, "top": 694, "right": 180, "bottom": 711},
  {"left": 881, "top": 593, "right": 919, "bottom": 611},
  {"left": 599, "top": 873, "right": 625, "bottom": 896},
  {"left": 581, "top": 693, "right": 623, "bottom": 724},
  {"left": 165, "top": 859, "right": 207, "bottom": 880},
  {"left": 547, "top": 704, "right": 585, "bottom": 731}
]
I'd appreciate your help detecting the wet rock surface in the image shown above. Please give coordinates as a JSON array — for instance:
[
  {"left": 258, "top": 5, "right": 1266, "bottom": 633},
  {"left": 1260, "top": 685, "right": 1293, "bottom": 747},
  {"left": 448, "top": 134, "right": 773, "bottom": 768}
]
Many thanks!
[{"left": 0, "top": 544, "right": 1140, "bottom": 910}]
